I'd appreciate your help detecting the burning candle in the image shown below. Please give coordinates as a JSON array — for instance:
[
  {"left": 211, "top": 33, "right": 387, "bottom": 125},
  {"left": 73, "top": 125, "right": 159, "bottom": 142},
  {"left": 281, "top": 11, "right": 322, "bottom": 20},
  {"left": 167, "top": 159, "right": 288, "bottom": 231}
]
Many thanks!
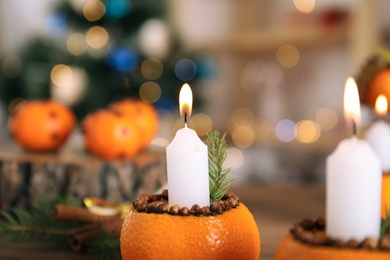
[
  {"left": 365, "top": 95, "right": 390, "bottom": 172},
  {"left": 166, "top": 83, "right": 210, "bottom": 208},
  {"left": 326, "top": 77, "right": 381, "bottom": 241},
  {"left": 366, "top": 95, "right": 390, "bottom": 218}
]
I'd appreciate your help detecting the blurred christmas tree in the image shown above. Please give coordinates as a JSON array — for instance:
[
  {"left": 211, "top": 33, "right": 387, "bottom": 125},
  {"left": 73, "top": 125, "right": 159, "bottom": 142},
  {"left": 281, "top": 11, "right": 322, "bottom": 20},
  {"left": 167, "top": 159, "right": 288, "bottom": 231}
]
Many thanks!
[{"left": 0, "top": 0, "right": 214, "bottom": 120}]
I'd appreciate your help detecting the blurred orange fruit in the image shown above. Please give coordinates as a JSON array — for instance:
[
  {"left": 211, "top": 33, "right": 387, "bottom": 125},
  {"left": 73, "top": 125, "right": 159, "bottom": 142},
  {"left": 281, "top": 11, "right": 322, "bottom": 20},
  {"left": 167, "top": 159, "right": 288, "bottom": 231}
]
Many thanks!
[
  {"left": 110, "top": 99, "right": 159, "bottom": 149},
  {"left": 9, "top": 100, "right": 75, "bottom": 151},
  {"left": 366, "top": 69, "right": 390, "bottom": 107},
  {"left": 382, "top": 174, "right": 390, "bottom": 219},
  {"left": 82, "top": 109, "right": 142, "bottom": 160},
  {"left": 120, "top": 203, "right": 260, "bottom": 260},
  {"left": 276, "top": 233, "right": 390, "bottom": 260}
]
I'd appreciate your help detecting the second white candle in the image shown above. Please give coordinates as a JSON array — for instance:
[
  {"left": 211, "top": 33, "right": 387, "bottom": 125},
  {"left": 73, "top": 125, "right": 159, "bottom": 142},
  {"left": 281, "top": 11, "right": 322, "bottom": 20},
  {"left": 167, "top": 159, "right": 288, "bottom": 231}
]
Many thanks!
[
  {"left": 326, "top": 77, "right": 382, "bottom": 241},
  {"left": 326, "top": 138, "right": 381, "bottom": 241}
]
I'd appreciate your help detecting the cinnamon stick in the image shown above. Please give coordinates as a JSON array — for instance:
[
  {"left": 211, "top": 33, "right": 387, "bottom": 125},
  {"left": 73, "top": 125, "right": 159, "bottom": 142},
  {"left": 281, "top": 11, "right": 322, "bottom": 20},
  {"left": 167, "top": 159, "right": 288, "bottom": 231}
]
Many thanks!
[
  {"left": 68, "top": 217, "right": 123, "bottom": 251},
  {"left": 52, "top": 205, "right": 100, "bottom": 222},
  {"left": 52, "top": 204, "right": 123, "bottom": 251},
  {"left": 68, "top": 223, "right": 99, "bottom": 251}
]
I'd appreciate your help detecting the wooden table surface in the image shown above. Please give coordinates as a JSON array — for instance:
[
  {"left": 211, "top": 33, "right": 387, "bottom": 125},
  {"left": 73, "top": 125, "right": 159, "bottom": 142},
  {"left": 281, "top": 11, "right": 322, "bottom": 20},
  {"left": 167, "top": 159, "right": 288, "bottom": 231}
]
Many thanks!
[
  {"left": 231, "top": 183, "right": 325, "bottom": 260},
  {"left": 0, "top": 183, "right": 325, "bottom": 259}
]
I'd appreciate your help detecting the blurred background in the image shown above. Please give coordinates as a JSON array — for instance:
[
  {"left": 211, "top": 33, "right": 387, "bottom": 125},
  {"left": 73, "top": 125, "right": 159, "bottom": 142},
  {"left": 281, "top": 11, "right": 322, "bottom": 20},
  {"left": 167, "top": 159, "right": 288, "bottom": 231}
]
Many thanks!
[{"left": 0, "top": 0, "right": 390, "bottom": 187}]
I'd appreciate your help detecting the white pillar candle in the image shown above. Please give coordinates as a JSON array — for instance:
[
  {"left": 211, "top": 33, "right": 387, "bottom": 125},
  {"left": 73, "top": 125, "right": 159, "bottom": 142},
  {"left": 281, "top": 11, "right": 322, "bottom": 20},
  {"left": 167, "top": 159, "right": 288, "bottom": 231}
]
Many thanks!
[
  {"left": 166, "top": 83, "right": 210, "bottom": 208},
  {"left": 366, "top": 95, "right": 390, "bottom": 172},
  {"left": 326, "top": 77, "right": 382, "bottom": 241},
  {"left": 327, "top": 138, "right": 381, "bottom": 240}
]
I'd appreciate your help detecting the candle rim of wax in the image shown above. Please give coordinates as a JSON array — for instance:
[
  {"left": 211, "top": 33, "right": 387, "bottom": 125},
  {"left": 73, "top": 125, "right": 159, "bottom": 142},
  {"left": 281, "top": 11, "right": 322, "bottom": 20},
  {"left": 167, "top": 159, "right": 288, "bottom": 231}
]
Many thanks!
[{"left": 166, "top": 126, "right": 205, "bottom": 150}]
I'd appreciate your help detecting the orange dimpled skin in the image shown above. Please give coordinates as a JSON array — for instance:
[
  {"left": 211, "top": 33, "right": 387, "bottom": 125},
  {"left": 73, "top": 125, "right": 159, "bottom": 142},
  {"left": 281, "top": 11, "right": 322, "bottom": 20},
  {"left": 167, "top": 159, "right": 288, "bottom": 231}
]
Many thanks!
[
  {"left": 9, "top": 100, "right": 75, "bottom": 151},
  {"left": 382, "top": 174, "right": 390, "bottom": 219},
  {"left": 276, "top": 234, "right": 390, "bottom": 260},
  {"left": 120, "top": 203, "right": 260, "bottom": 260},
  {"left": 366, "top": 69, "right": 390, "bottom": 107},
  {"left": 82, "top": 109, "right": 142, "bottom": 160},
  {"left": 110, "top": 99, "right": 159, "bottom": 149}
]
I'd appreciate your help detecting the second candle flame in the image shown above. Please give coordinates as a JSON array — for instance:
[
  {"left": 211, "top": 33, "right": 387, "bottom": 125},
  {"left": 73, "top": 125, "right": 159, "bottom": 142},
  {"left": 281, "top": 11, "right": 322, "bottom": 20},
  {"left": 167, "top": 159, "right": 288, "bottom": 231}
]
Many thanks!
[
  {"left": 375, "top": 94, "right": 388, "bottom": 116},
  {"left": 179, "top": 83, "right": 193, "bottom": 124}
]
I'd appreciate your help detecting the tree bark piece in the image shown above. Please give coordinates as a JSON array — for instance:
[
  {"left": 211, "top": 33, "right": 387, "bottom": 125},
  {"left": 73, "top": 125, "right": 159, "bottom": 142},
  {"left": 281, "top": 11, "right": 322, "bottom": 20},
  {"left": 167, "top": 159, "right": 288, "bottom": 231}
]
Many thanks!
[{"left": 0, "top": 149, "right": 167, "bottom": 211}]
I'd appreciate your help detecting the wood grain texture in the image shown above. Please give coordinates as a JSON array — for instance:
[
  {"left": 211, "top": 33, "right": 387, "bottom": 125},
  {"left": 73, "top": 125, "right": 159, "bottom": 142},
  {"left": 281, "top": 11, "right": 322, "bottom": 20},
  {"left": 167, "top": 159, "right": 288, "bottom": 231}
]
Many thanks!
[{"left": 0, "top": 149, "right": 167, "bottom": 211}]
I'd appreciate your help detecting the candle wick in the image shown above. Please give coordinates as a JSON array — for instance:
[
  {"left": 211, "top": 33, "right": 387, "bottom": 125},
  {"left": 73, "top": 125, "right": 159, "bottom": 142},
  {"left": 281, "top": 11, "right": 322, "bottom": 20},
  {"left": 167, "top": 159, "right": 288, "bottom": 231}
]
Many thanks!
[
  {"left": 184, "top": 111, "right": 188, "bottom": 124},
  {"left": 351, "top": 119, "right": 357, "bottom": 137}
]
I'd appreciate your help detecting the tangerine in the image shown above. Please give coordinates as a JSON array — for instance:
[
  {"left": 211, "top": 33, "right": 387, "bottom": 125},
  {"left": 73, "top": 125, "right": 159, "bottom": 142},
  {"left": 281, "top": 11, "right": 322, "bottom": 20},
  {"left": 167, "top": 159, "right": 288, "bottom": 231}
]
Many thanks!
[
  {"left": 9, "top": 100, "right": 75, "bottom": 151},
  {"left": 276, "top": 233, "right": 390, "bottom": 260},
  {"left": 82, "top": 109, "right": 142, "bottom": 160},
  {"left": 366, "top": 69, "right": 390, "bottom": 107},
  {"left": 120, "top": 203, "right": 260, "bottom": 260},
  {"left": 110, "top": 99, "right": 159, "bottom": 149},
  {"left": 382, "top": 174, "right": 390, "bottom": 219}
]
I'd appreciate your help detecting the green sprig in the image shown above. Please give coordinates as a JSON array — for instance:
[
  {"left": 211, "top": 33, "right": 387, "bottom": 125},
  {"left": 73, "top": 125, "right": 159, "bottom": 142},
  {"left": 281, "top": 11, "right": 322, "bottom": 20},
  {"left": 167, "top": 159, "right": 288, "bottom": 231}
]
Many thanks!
[
  {"left": 86, "top": 231, "right": 121, "bottom": 260},
  {"left": 0, "top": 198, "right": 80, "bottom": 244},
  {"left": 0, "top": 195, "right": 121, "bottom": 259},
  {"left": 382, "top": 208, "right": 390, "bottom": 237},
  {"left": 206, "top": 130, "right": 233, "bottom": 202}
]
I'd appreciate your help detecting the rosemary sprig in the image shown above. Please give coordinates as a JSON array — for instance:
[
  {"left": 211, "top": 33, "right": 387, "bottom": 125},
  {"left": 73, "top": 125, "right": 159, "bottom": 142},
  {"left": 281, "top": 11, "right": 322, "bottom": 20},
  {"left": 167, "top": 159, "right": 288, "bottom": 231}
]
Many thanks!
[
  {"left": 206, "top": 130, "right": 233, "bottom": 202},
  {"left": 382, "top": 208, "right": 390, "bottom": 237}
]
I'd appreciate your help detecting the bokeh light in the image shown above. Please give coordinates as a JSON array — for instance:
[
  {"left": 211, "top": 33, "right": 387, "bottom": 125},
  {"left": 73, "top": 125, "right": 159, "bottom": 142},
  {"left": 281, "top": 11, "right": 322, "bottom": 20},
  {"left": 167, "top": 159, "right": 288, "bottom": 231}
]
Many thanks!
[
  {"left": 174, "top": 59, "right": 197, "bottom": 81},
  {"left": 276, "top": 44, "right": 300, "bottom": 69},
  {"left": 139, "top": 19, "right": 171, "bottom": 58},
  {"left": 316, "top": 108, "right": 338, "bottom": 131},
  {"left": 223, "top": 147, "right": 244, "bottom": 170},
  {"left": 105, "top": 47, "right": 137, "bottom": 73},
  {"left": 8, "top": 98, "right": 26, "bottom": 114},
  {"left": 105, "top": 0, "right": 131, "bottom": 19},
  {"left": 296, "top": 120, "right": 321, "bottom": 143},
  {"left": 2, "top": 56, "right": 22, "bottom": 79},
  {"left": 232, "top": 125, "right": 255, "bottom": 148},
  {"left": 86, "top": 26, "right": 109, "bottom": 49},
  {"left": 51, "top": 67, "right": 88, "bottom": 106},
  {"left": 275, "top": 119, "right": 297, "bottom": 142},
  {"left": 45, "top": 12, "right": 67, "bottom": 39},
  {"left": 375, "top": 94, "right": 388, "bottom": 115},
  {"left": 141, "top": 58, "right": 163, "bottom": 80},
  {"left": 188, "top": 113, "right": 213, "bottom": 137},
  {"left": 83, "top": 0, "right": 106, "bottom": 21},
  {"left": 67, "top": 33, "right": 88, "bottom": 56},
  {"left": 139, "top": 81, "right": 162, "bottom": 103},
  {"left": 230, "top": 107, "right": 255, "bottom": 129},
  {"left": 293, "top": 0, "right": 315, "bottom": 13},
  {"left": 51, "top": 64, "right": 73, "bottom": 87},
  {"left": 194, "top": 52, "right": 215, "bottom": 78},
  {"left": 155, "top": 96, "right": 176, "bottom": 111}
]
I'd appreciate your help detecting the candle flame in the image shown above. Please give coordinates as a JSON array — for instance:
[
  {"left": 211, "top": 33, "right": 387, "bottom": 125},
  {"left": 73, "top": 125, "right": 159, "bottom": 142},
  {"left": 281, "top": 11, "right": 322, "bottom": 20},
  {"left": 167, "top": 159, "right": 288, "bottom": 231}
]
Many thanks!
[
  {"left": 343, "top": 77, "right": 361, "bottom": 127},
  {"left": 375, "top": 94, "right": 388, "bottom": 116},
  {"left": 179, "top": 83, "right": 192, "bottom": 123}
]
